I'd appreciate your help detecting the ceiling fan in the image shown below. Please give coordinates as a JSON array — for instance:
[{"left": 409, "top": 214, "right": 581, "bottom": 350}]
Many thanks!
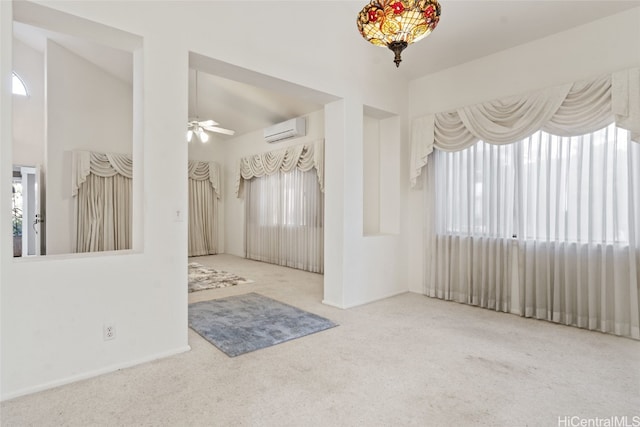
[
  {"left": 187, "top": 118, "right": 235, "bottom": 142},
  {"left": 187, "top": 70, "right": 235, "bottom": 142}
]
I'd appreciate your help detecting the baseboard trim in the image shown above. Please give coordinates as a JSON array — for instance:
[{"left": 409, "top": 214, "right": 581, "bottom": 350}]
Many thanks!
[
  {"left": 322, "top": 299, "right": 345, "bottom": 309},
  {"left": 1, "top": 345, "right": 191, "bottom": 402},
  {"left": 323, "top": 290, "right": 409, "bottom": 310}
]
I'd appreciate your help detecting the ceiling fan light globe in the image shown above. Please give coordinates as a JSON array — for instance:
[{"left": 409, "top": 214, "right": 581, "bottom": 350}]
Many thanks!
[
  {"left": 199, "top": 130, "right": 209, "bottom": 143},
  {"left": 186, "top": 129, "right": 194, "bottom": 142}
]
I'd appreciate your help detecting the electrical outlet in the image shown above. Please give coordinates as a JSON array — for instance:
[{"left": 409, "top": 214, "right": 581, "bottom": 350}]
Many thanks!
[
  {"left": 174, "top": 209, "right": 184, "bottom": 222},
  {"left": 103, "top": 323, "right": 116, "bottom": 341}
]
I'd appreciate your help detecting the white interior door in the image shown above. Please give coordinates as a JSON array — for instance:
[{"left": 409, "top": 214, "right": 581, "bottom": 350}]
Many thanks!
[{"left": 20, "top": 166, "right": 43, "bottom": 256}]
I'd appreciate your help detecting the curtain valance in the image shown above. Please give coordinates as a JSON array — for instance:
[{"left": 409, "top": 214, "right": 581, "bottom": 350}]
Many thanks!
[
  {"left": 188, "top": 160, "right": 222, "bottom": 199},
  {"left": 235, "top": 139, "right": 324, "bottom": 197},
  {"left": 72, "top": 151, "right": 133, "bottom": 196},
  {"left": 410, "top": 67, "right": 640, "bottom": 186}
]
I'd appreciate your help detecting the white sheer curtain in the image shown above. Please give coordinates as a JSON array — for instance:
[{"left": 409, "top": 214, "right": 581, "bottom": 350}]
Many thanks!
[
  {"left": 426, "top": 141, "right": 516, "bottom": 311},
  {"left": 245, "top": 168, "right": 324, "bottom": 273},
  {"left": 426, "top": 124, "right": 640, "bottom": 338},
  {"left": 188, "top": 161, "right": 221, "bottom": 257},
  {"left": 516, "top": 126, "right": 639, "bottom": 337},
  {"left": 73, "top": 151, "right": 133, "bottom": 253}
]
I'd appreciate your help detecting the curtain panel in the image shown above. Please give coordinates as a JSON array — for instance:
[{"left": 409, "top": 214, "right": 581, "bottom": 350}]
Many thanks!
[
  {"left": 72, "top": 150, "right": 133, "bottom": 253},
  {"left": 410, "top": 68, "right": 640, "bottom": 186},
  {"left": 424, "top": 142, "right": 516, "bottom": 312},
  {"left": 188, "top": 160, "right": 221, "bottom": 257},
  {"left": 235, "top": 139, "right": 324, "bottom": 197},
  {"left": 245, "top": 168, "right": 324, "bottom": 273},
  {"left": 425, "top": 126, "right": 640, "bottom": 339},
  {"left": 76, "top": 174, "right": 132, "bottom": 252}
]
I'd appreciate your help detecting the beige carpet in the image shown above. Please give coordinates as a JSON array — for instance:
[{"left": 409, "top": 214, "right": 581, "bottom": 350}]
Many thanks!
[{"left": 2, "top": 254, "right": 639, "bottom": 426}]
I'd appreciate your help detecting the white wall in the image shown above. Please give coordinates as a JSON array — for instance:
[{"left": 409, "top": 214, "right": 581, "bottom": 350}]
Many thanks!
[
  {"left": 363, "top": 113, "right": 402, "bottom": 236},
  {"left": 1, "top": 1, "right": 408, "bottom": 399},
  {"left": 188, "top": 137, "right": 225, "bottom": 164},
  {"left": 378, "top": 115, "right": 401, "bottom": 235},
  {"left": 324, "top": 100, "right": 408, "bottom": 309},
  {"left": 1, "top": 2, "right": 191, "bottom": 400},
  {"left": 406, "top": 7, "right": 640, "bottom": 293},
  {"left": 224, "top": 110, "right": 325, "bottom": 258},
  {"left": 12, "top": 39, "right": 44, "bottom": 168},
  {"left": 46, "top": 40, "right": 133, "bottom": 255},
  {"left": 362, "top": 115, "right": 380, "bottom": 235}
]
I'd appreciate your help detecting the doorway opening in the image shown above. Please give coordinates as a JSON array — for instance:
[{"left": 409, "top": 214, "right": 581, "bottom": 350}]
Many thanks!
[{"left": 12, "top": 166, "right": 42, "bottom": 257}]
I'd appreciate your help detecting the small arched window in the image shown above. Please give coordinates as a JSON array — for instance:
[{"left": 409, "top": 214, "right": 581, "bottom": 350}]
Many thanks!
[{"left": 12, "top": 72, "right": 28, "bottom": 96}]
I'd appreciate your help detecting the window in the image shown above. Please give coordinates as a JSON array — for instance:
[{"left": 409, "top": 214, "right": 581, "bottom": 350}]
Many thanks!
[
  {"left": 12, "top": 72, "right": 28, "bottom": 96},
  {"left": 12, "top": 180, "right": 23, "bottom": 238},
  {"left": 434, "top": 124, "right": 639, "bottom": 244},
  {"left": 244, "top": 168, "right": 324, "bottom": 273},
  {"left": 434, "top": 140, "right": 517, "bottom": 238}
]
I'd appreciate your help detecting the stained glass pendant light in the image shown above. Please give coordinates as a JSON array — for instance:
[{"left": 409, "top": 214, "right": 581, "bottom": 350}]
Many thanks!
[{"left": 357, "top": 0, "right": 442, "bottom": 67}]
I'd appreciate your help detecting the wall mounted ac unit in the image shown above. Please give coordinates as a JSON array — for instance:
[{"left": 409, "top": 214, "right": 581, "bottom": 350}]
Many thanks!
[{"left": 264, "top": 117, "right": 306, "bottom": 143}]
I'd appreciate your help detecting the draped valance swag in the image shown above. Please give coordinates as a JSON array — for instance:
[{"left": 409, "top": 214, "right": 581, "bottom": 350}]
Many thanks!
[
  {"left": 72, "top": 151, "right": 133, "bottom": 196},
  {"left": 235, "top": 139, "right": 324, "bottom": 197},
  {"left": 72, "top": 150, "right": 133, "bottom": 253},
  {"left": 72, "top": 152, "right": 222, "bottom": 199},
  {"left": 410, "top": 67, "right": 640, "bottom": 186},
  {"left": 188, "top": 160, "right": 222, "bottom": 199}
]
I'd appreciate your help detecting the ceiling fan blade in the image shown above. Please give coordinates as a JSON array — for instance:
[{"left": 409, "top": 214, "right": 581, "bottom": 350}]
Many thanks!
[
  {"left": 202, "top": 125, "right": 236, "bottom": 136},
  {"left": 198, "top": 119, "right": 219, "bottom": 127}
]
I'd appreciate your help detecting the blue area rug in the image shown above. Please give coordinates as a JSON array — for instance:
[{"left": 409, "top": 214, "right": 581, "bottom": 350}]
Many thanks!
[{"left": 189, "top": 292, "right": 338, "bottom": 357}]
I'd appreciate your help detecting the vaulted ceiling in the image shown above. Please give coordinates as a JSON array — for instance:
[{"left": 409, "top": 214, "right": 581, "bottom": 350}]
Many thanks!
[{"left": 13, "top": 1, "right": 640, "bottom": 140}]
